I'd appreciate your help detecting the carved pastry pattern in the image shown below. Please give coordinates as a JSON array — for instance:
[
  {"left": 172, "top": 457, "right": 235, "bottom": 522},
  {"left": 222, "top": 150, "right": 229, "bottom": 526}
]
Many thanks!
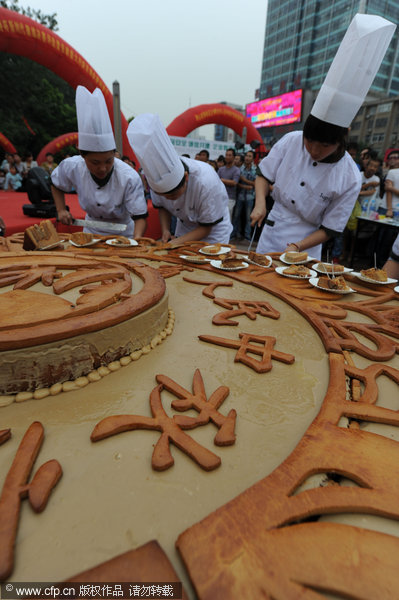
[
  {"left": 91, "top": 371, "right": 235, "bottom": 471},
  {"left": 0, "top": 254, "right": 166, "bottom": 350},
  {"left": 2, "top": 240, "right": 399, "bottom": 596},
  {"left": 199, "top": 333, "right": 295, "bottom": 373},
  {"left": 0, "top": 422, "right": 62, "bottom": 581},
  {"left": 0, "top": 429, "right": 11, "bottom": 445},
  {"left": 63, "top": 541, "right": 187, "bottom": 599},
  {"left": 156, "top": 370, "right": 236, "bottom": 446},
  {"left": 211, "top": 298, "right": 280, "bottom": 326}
]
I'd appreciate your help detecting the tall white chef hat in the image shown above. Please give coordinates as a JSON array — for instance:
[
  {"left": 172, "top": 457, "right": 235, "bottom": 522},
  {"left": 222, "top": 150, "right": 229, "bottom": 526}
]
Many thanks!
[
  {"left": 127, "top": 113, "right": 184, "bottom": 194},
  {"left": 76, "top": 86, "right": 116, "bottom": 152},
  {"left": 311, "top": 14, "right": 396, "bottom": 128}
]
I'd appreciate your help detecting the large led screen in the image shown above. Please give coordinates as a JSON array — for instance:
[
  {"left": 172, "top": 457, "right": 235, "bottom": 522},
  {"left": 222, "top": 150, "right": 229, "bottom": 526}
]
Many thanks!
[{"left": 246, "top": 90, "right": 302, "bottom": 129}]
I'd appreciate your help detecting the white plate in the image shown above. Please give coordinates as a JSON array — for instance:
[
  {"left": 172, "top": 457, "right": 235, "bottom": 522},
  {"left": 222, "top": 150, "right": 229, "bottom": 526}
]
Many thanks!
[
  {"left": 276, "top": 266, "right": 317, "bottom": 280},
  {"left": 106, "top": 238, "right": 138, "bottom": 247},
  {"left": 309, "top": 277, "right": 355, "bottom": 294},
  {"left": 38, "top": 240, "right": 65, "bottom": 250},
  {"left": 353, "top": 272, "right": 398, "bottom": 285},
  {"left": 280, "top": 252, "right": 316, "bottom": 265},
  {"left": 199, "top": 245, "right": 231, "bottom": 256},
  {"left": 313, "top": 262, "right": 353, "bottom": 275},
  {"left": 180, "top": 254, "right": 211, "bottom": 264},
  {"left": 395, "top": 286, "right": 399, "bottom": 293},
  {"left": 210, "top": 260, "right": 249, "bottom": 271},
  {"left": 69, "top": 239, "right": 101, "bottom": 248},
  {"left": 244, "top": 254, "right": 273, "bottom": 268}
]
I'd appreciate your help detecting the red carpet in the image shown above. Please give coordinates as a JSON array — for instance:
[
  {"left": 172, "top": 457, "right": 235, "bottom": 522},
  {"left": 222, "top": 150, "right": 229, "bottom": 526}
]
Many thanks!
[{"left": 0, "top": 190, "right": 162, "bottom": 238}]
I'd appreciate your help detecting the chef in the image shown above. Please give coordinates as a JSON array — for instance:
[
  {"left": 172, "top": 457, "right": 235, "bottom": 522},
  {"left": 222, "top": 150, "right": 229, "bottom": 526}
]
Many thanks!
[
  {"left": 51, "top": 86, "right": 148, "bottom": 238},
  {"left": 127, "top": 113, "right": 232, "bottom": 245},
  {"left": 251, "top": 14, "right": 395, "bottom": 260}
]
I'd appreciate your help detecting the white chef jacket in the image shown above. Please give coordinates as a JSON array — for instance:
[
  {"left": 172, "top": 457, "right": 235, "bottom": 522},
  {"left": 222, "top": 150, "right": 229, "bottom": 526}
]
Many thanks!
[
  {"left": 257, "top": 131, "right": 362, "bottom": 259},
  {"left": 51, "top": 156, "right": 147, "bottom": 236},
  {"left": 150, "top": 157, "right": 232, "bottom": 244}
]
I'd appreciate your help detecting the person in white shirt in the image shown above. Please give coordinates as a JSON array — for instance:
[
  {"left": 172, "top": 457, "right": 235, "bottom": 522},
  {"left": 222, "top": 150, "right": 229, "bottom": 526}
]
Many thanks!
[
  {"left": 52, "top": 86, "right": 147, "bottom": 238},
  {"left": 251, "top": 116, "right": 361, "bottom": 260},
  {"left": 358, "top": 157, "right": 381, "bottom": 214},
  {"left": 383, "top": 165, "right": 399, "bottom": 218},
  {"left": 251, "top": 13, "right": 394, "bottom": 261},
  {"left": 127, "top": 113, "right": 232, "bottom": 246},
  {"left": 380, "top": 150, "right": 399, "bottom": 214}
]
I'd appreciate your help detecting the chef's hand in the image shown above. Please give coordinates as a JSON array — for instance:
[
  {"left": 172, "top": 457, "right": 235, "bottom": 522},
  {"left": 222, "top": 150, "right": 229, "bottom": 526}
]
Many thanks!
[
  {"left": 161, "top": 230, "right": 173, "bottom": 243},
  {"left": 57, "top": 209, "right": 73, "bottom": 225},
  {"left": 250, "top": 205, "right": 266, "bottom": 227},
  {"left": 285, "top": 242, "right": 302, "bottom": 252}
]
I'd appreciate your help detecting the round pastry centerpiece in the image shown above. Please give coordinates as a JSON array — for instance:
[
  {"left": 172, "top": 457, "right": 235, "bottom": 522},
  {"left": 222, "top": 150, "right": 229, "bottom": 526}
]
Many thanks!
[{"left": 0, "top": 252, "right": 168, "bottom": 394}]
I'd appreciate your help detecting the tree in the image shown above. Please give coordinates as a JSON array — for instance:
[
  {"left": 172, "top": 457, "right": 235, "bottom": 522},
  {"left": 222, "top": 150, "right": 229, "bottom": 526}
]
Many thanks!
[
  {"left": 0, "top": 1, "right": 77, "bottom": 160},
  {"left": 0, "top": 0, "right": 58, "bottom": 31}
]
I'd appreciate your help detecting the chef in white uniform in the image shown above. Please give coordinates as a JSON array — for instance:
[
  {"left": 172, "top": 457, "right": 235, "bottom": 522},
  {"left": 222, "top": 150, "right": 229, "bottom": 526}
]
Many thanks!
[
  {"left": 251, "top": 14, "right": 395, "bottom": 260},
  {"left": 127, "top": 113, "right": 232, "bottom": 245},
  {"left": 51, "top": 86, "right": 148, "bottom": 238}
]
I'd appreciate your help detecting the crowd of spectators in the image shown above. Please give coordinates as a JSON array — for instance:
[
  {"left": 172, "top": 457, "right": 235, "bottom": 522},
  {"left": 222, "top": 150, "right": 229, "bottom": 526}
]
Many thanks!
[
  {"left": 193, "top": 146, "right": 257, "bottom": 242},
  {"left": 1, "top": 142, "right": 398, "bottom": 266},
  {"left": 323, "top": 141, "right": 399, "bottom": 267}
]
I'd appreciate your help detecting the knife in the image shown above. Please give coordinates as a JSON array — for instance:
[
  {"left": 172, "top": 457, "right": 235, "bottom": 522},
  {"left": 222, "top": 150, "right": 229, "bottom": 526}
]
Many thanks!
[{"left": 72, "top": 219, "right": 127, "bottom": 232}]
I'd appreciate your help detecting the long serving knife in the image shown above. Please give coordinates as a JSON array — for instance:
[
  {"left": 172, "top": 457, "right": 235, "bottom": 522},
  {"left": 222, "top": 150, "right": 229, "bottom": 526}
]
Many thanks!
[
  {"left": 72, "top": 218, "right": 127, "bottom": 232},
  {"left": 247, "top": 224, "right": 258, "bottom": 253}
]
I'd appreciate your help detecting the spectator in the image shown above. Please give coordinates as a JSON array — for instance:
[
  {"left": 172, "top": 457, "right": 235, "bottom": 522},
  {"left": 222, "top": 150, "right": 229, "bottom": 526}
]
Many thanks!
[
  {"left": 13, "top": 153, "right": 24, "bottom": 175},
  {"left": 122, "top": 155, "right": 135, "bottom": 168},
  {"left": 347, "top": 142, "right": 360, "bottom": 168},
  {"left": 22, "top": 152, "right": 38, "bottom": 174},
  {"left": 197, "top": 149, "right": 209, "bottom": 162},
  {"left": 358, "top": 156, "right": 381, "bottom": 214},
  {"left": 1, "top": 153, "right": 14, "bottom": 172},
  {"left": 234, "top": 154, "right": 244, "bottom": 168},
  {"left": 359, "top": 147, "right": 372, "bottom": 171},
  {"left": 40, "top": 152, "right": 58, "bottom": 174},
  {"left": 232, "top": 150, "right": 257, "bottom": 241},
  {"left": 4, "top": 164, "right": 23, "bottom": 191},
  {"left": 217, "top": 148, "right": 241, "bottom": 220},
  {"left": 380, "top": 150, "right": 399, "bottom": 212},
  {"left": 216, "top": 155, "right": 225, "bottom": 170},
  {"left": 331, "top": 157, "right": 381, "bottom": 264},
  {"left": 0, "top": 169, "right": 5, "bottom": 190}
]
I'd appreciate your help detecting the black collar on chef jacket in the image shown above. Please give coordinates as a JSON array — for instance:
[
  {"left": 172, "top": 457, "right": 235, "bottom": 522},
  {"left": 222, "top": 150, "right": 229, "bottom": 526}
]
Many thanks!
[
  {"left": 316, "top": 146, "right": 346, "bottom": 164},
  {"left": 90, "top": 166, "right": 114, "bottom": 188}
]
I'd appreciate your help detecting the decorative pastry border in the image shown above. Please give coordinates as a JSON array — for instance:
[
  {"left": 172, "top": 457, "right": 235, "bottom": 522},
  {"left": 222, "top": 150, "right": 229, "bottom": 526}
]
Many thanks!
[{"left": 0, "top": 309, "right": 175, "bottom": 407}]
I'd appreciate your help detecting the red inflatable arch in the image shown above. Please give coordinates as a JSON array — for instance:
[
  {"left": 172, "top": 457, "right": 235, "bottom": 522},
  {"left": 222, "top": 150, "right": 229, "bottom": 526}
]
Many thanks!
[
  {"left": 167, "top": 104, "right": 266, "bottom": 154},
  {"left": 37, "top": 133, "right": 78, "bottom": 165},
  {"left": 0, "top": 133, "right": 16, "bottom": 154},
  {"left": 0, "top": 7, "right": 132, "bottom": 156}
]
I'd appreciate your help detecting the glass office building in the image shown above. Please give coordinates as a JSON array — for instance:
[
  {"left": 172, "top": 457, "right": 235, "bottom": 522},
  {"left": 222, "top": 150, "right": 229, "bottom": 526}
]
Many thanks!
[{"left": 260, "top": 0, "right": 399, "bottom": 101}]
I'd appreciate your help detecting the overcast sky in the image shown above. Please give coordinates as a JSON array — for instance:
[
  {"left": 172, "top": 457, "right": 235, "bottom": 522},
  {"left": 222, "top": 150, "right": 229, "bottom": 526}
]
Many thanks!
[{"left": 24, "top": 0, "right": 268, "bottom": 138}]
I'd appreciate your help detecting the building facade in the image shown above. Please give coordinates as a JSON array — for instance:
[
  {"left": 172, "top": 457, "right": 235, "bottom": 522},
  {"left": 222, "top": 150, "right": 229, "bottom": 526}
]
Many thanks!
[
  {"left": 350, "top": 95, "right": 399, "bottom": 157},
  {"left": 258, "top": 0, "right": 399, "bottom": 144}
]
